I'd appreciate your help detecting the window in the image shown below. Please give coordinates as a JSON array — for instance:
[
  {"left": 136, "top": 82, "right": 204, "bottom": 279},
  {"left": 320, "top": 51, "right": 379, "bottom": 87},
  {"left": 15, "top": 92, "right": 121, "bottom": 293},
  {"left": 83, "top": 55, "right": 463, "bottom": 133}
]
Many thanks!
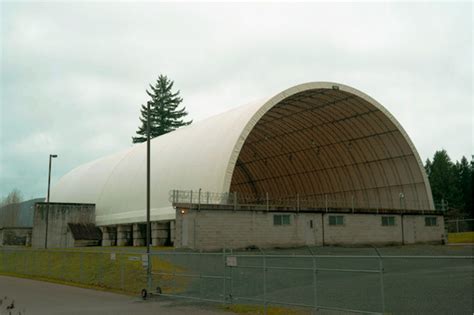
[
  {"left": 329, "top": 215, "right": 344, "bottom": 226},
  {"left": 425, "top": 217, "right": 437, "bottom": 227},
  {"left": 274, "top": 214, "right": 291, "bottom": 226},
  {"left": 382, "top": 216, "right": 395, "bottom": 226}
]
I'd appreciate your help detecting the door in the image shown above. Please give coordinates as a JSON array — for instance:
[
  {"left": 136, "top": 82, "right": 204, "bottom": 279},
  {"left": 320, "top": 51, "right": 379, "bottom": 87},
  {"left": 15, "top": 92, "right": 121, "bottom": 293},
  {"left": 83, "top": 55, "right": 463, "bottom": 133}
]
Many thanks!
[{"left": 305, "top": 217, "right": 315, "bottom": 245}]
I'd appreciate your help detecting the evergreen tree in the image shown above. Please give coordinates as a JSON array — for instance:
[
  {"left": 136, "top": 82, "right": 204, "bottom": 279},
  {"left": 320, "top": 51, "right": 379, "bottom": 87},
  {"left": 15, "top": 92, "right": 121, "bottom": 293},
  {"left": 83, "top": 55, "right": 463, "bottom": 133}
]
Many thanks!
[
  {"left": 425, "top": 150, "right": 462, "bottom": 210},
  {"left": 132, "top": 75, "right": 192, "bottom": 143},
  {"left": 455, "top": 156, "right": 473, "bottom": 217}
]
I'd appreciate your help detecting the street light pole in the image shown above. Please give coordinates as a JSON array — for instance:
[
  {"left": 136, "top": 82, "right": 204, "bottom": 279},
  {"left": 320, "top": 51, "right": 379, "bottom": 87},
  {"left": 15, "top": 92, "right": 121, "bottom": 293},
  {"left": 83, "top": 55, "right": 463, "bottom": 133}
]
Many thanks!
[
  {"left": 146, "top": 101, "right": 151, "bottom": 288},
  {"left": 45, "top": 154, "right": 58, "bottom": 249}
]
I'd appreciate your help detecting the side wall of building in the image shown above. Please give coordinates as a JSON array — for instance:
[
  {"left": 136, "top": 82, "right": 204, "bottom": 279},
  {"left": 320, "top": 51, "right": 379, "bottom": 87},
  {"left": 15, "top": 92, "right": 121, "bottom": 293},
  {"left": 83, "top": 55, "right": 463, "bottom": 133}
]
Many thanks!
[
  {"left": 175, "top": 209, "right": 445, "bottom": 250},
  {"left": 32, "top": 203, "right": 96, "bottom": 248}
]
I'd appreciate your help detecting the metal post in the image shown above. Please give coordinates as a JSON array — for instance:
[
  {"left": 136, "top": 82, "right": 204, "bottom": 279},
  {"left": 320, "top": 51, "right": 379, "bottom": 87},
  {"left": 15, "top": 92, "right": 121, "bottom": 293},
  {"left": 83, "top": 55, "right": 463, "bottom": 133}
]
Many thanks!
[
  {"left": 146, "top": 100, "right": 151, "bottom": 290},
  {"left": 190, "top": 190, "right": 193, "bottom": 205},
  {"left": 312, "top": 256, "right": 318, "bottom": 313},
  {"left": 456, "top": 219, "right": 459, "bottom": 233},
  {"left": 198, "top": 188, "right": 201, "bottom": 211},
  {"left": 263, "top": 252, "right": 267, "bottom": 315},
  {"left": 233, "top": 192, "right": 237, "bottom": 211},
  {"left": 351, "top": 195, "right": 355, "bottom": 213},
  {"left": 297, "top": 193, "right": 300, "bottom": 212},
  {"left": 373, "top": 246, "right": 386, "bottom": 313},
  {"left": 266, "top": 192, "right": 269, "bottom": 212},
  {"left": 222, "top": 248, "right": 226, "bottom": 303},
  {"left": 207, "top": 191, "right": 210, "bottom": 204},
  {"left": 45, "top": 154, "right": 57, "bottom": 249},
  {"left": 325, "top": 194, "right": 328, "bottom": 212}
]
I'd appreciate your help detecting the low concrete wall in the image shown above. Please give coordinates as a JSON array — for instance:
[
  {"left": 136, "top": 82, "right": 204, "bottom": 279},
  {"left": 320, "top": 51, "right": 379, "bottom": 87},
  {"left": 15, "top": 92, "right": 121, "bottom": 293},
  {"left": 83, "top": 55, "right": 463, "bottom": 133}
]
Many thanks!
[
  {"left": 32, "top": 202, "right": 95, "bottom": 248},
  {"left": 175, "top": 208, "right": 445, "bottom": 250},
  {"left": 0, "top": 227, "right": 32, "bottom": 246}
]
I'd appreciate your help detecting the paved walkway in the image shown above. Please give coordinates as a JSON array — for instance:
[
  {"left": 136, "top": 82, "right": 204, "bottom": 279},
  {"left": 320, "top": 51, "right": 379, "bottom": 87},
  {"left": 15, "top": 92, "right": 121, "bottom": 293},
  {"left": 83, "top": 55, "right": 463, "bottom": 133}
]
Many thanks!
[{"left": 0, "top": 276, "right": 233, "bottom": 315}]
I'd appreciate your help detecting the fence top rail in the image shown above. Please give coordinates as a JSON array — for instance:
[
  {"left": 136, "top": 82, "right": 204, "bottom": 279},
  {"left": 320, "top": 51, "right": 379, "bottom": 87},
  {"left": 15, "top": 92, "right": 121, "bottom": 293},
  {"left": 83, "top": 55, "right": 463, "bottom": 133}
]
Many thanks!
[{"left": 0, "top": 248, "right": 472, "bottom": 259}]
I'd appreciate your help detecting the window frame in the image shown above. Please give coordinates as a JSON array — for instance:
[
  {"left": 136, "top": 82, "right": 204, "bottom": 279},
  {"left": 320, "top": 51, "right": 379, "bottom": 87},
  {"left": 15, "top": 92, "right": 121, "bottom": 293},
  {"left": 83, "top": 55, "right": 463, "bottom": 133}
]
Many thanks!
[
  {"left": 381, "top": 216, "right": 396, "bottom": 227},
  {"left": 273, "top": 214, "right": 291, "bottom": 226},
  {"left": 328, "top": 215, "right": 344, "bottom": 226},
  {"left": 425, "top": 216, "right": 438, "bottom": 227}
]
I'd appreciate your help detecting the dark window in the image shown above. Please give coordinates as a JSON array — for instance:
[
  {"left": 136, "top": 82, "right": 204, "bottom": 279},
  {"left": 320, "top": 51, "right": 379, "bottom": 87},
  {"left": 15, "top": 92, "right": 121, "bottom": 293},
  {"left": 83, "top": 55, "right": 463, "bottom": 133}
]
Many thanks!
[
  {"left": 425, "top": 217, "right": 437, "bottom": 227},
  {"left": 274, "top": 214, "right": 291, "bottom": 226},
  {"left": 329, "top": 215, "right": 344, "bottom": 226},
  {"left": 382, "top": 216, "right": 395, "bottom": 226}
]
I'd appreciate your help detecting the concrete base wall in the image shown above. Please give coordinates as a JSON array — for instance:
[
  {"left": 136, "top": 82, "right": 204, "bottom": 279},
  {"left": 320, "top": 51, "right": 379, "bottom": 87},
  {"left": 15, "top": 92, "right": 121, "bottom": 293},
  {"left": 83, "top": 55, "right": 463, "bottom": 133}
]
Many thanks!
[
  {"left": 32, "top": 203, "right": 95, "bottom": 248},
  {"left": 175, "top": 208, "right": 445, "bottom": 250},
  {"left": 0, "top": 228, "right": 32, "bottom": 246}
]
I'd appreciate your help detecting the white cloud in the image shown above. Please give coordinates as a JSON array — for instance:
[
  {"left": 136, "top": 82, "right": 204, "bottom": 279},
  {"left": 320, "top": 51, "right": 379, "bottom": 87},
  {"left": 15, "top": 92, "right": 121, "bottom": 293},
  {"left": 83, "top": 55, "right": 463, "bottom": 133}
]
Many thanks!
[{"left": 1, "top": 1, "right": 472, "bottom": 198}]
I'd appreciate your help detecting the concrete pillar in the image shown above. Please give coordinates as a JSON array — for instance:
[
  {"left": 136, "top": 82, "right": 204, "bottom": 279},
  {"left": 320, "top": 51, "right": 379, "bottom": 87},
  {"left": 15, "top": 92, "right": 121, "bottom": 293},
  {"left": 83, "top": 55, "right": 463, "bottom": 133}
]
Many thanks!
[
  {"left": 101, "top": 226, "right": 117, "bottom": 246},
  {"left": 170, "top": 220, "right": 175, "bottom": 245},
  {"left": 152, "top": 221, "right": 170, "bottom": 246},
  {"left": 133, "top": 223, "right": 145, "bottom": 247},
  {"left": 117, "top": 224, "right": 132, "bottom": 246},
  {"left": 26, "top": 231, "right": 32, "bottom": 247}
]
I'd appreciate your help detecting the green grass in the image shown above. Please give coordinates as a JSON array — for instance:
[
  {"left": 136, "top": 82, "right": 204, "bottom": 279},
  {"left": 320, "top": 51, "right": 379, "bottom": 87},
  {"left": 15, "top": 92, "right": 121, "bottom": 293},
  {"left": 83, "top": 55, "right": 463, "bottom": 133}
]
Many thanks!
[
  {"left": 0, "top": 248, "right": 187, "bottom": 294},
  {"left": 448, "top": 232, "right": 474, "bottom": 243}
]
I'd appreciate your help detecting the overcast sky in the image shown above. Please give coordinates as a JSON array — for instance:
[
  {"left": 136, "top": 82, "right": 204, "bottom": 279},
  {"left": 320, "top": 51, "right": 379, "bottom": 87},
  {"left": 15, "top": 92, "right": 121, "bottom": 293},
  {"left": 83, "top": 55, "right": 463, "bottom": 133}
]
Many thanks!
[{"left": 0, "top": 1, "right": 472, "bottom": 200}]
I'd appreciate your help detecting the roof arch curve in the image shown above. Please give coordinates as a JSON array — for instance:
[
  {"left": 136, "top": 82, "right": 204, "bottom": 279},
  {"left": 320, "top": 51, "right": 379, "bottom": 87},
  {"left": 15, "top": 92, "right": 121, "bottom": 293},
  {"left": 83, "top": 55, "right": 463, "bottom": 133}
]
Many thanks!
[{"left": 51, "top": 82, "right": 434, "bottom": 226}]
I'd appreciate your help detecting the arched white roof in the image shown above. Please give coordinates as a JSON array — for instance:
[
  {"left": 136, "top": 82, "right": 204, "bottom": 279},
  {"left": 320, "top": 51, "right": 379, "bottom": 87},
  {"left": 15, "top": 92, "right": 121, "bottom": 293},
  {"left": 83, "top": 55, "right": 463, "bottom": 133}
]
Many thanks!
[{"left": 51, "top": 82, "right": 434, "bottom": 226}]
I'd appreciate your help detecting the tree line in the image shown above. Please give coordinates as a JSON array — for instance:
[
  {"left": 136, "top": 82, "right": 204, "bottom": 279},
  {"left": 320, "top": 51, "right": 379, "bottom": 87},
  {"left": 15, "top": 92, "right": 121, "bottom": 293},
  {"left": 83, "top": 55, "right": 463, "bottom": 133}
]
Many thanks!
[{"left": 425, "top": 150, "right": 473, "bottom": 218}]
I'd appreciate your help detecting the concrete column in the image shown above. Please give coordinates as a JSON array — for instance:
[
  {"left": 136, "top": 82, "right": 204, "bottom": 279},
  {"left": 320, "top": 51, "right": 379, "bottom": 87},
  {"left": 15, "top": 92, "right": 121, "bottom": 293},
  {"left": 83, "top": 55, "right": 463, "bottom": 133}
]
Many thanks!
[
  {"left": 26, "top": 231, "right": 32, "bottom": 247},
  {"left": 152, "top": 221, "right": 170, "bottom": 246},
  {"left": 170, "top": 220, "right": 175, "bottom": 245},
  {"left": 117, "top": 224, "right": 132, "bottom": 246},
  {"left": 101, "top": 226, "right": 117, "bottom": 246},
  {"left": 133, "top": 223, "right": 145, "bottom": 247}
]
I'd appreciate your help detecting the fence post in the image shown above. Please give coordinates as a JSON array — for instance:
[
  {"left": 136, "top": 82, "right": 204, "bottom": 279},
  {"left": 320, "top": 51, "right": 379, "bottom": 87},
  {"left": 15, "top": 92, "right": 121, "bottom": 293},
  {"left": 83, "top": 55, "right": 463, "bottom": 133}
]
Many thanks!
[
  {"left": 222, "top": 248, "right": 226, "bottom": 303},
  {"left": 312, "top": 255, "right": 318, "bottom": 313},
  {"left": 456, "top": 219, "right": 459, "bottom": 233},
  {"left": 190, "top": 190, "right": 193, "bottom": 206},
  {"left": 263, "top": 253, "right": 267, "bottom": 315},
  {"left": 207, "top": 191, "right": 210, "bottom": 204},
  {"left": 373, "top": 246, "right": 386, "bottom": 313}
]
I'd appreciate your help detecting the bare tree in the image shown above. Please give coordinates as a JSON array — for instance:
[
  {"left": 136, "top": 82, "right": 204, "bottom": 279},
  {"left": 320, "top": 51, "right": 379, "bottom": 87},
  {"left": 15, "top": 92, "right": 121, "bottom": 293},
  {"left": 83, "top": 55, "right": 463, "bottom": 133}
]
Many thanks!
[{"left": 0, "top": 189, "right": 23, "bottom": 207}]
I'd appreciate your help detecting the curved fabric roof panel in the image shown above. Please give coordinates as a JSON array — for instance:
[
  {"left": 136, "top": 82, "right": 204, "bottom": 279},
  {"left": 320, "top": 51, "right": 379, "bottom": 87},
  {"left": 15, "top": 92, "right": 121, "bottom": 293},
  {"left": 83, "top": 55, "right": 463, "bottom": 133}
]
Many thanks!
[{"left": 51, "top": 82, "right": 434, "bottom": 226}]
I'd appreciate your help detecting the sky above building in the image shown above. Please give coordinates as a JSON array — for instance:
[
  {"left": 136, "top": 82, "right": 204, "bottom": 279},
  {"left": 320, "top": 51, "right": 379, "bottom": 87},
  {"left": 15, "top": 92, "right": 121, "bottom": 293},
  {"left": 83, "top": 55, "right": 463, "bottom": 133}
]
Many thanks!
[{"left": 0, "top": 1, "right": 472, "bottom": 200}]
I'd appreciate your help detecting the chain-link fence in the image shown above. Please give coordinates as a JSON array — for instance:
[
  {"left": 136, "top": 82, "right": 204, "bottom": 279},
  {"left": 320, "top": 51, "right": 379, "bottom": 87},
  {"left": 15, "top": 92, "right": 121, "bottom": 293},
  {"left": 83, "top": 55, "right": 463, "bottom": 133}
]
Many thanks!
[
  {"left": 445, "top": 218, "right": 474, "bottom": 233},
  {"left": 1, "top": 247, "right": 472, "bottom": 314},
  {"left": 169, "top": 189, "right": 441, "bottom": 212}
]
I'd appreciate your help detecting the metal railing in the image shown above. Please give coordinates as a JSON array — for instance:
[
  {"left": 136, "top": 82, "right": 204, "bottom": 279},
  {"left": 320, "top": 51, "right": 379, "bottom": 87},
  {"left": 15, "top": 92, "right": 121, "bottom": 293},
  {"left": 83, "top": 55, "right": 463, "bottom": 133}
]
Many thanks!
[
  {"left": 1, "top": 247, "right": 472, "bottom": 314},
  {"left": 170, "top": 189, "right": 441, "bottom": 212}
]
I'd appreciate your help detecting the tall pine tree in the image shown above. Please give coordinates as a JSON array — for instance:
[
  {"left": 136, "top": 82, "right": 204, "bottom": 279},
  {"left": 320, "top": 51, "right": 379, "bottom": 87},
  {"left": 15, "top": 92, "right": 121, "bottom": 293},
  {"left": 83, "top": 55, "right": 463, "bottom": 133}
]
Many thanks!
[{"left": 132, "top": 75, "right": 192, "bottom": 143}]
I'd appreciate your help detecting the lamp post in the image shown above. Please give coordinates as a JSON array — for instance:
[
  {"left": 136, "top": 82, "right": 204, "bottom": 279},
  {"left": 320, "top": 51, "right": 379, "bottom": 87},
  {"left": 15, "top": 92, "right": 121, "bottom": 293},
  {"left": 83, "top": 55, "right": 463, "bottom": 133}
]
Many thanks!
[
  {"left": 45, "top": 154, "right": 58, "bottom": 249},
  {"left": 146, "top": 101, "right": 151, "bottom": 288}
]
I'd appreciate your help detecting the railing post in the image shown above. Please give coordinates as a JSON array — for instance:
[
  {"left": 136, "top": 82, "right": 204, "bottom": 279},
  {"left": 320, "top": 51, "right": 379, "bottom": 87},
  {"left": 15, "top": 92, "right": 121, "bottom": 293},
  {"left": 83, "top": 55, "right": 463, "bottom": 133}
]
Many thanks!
[
  {"left": 207, "top": 191, "right": 210, "bottom": 204},
  {"left": 456, "top": 219, "right": 459, "bottom": 233},
  {"left": 325, "top": 194, "right": 328, "bottom": 212},
  {"left": 198, "top": 188, "right": 201, "bottom": 211},
  {"left": 297, "top": 193, "right": 300, "bottom": 213},
  {"left": 266, "top": 192, "right": 269, "bottom": 212},
  {"left": 351, "top": 195, "right": 355, "bottom": 213},
  {"left": 233, "top": 192, "right": 237, "bottom": 211},
  {"left": 190, "top": 190, "right": 193, "bottom": 206}
]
